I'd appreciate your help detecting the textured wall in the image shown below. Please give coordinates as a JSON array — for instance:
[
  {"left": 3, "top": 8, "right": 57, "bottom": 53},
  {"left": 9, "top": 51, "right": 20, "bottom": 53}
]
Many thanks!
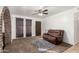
[
  {"left": 2, "top": 7, "right": 11, "bottom": 45},
  {"left": 0, "top": 14, "right": 2, "bottom": 51},
  {"left": 0, "top": 7, "right": 11, "bottom": 51}
]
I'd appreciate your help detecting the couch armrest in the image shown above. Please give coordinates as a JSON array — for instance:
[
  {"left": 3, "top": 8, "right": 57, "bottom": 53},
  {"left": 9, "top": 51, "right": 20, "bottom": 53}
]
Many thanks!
[
  {"left": 54, "top": 36, "right": 62, "bottom": 40},
  {"left": 56, "top": 36, "right": 63, "bottom": 41},
  {"left": 43, "top": 33, "right": 48, "bottom": 35}
]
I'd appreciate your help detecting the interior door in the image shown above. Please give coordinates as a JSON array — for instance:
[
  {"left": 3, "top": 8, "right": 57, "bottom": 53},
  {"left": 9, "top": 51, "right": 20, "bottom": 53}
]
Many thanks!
[
  {"left": 36, "top": 21, "right": 41, "bottom": 36},
  {"left": 16, "top": 18, "right": 23, "bottom": 37},
  {"left": 26, "top": 19, "right": 32, "bottom": 37}
]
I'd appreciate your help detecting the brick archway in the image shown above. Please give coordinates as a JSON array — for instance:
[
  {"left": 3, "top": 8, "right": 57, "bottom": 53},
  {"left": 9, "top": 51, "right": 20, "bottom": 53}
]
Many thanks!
[{"left": 1, "top": 6, "right": 11, "bottom": 48}]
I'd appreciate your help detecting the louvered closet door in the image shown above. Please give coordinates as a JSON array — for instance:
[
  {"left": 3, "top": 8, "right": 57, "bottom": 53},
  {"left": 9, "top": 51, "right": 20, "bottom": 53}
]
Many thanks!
[
  {"left": 16, "top": 18, "right": 23, "bottom": 37},
  {"left": 26, "top": 19, "right": 32, "bottom": 37}
]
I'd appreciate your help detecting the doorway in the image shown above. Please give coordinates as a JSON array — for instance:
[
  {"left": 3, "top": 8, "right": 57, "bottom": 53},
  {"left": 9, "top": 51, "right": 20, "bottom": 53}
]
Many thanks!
[
  {"left": 36, "top": 21, "right": 41, "bottom": 36},
  {"left": 16, "top": 18, "right": 23, "bottom": 37},
  {"left": 26, "top": 19, "right": 32, "bottom": 37}
]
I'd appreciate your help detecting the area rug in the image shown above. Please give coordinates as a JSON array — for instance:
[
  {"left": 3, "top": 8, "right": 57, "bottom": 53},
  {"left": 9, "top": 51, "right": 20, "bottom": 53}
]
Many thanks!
[{"left": 32, "top": 39, "right": 56, "bottom": 49}]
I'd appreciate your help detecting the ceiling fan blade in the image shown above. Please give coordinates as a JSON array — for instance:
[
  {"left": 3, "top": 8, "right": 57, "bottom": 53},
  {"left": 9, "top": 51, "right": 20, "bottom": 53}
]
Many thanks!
[
  {"left": 34, "top": 10, "right": 38, "bottom": 12},
  {"left": 43, "top": 9, "right": 48, "bottom": 12},
  {"left": 32, "top": 12, "right": 39, "bottom": 15},
  {"left": 43, "top": 13, "right": 48, "bottom": 14}
]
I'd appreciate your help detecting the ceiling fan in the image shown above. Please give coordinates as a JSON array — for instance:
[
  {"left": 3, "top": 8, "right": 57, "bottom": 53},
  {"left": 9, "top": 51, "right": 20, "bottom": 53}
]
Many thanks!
[{"left": 32, "top": 7, "right": 48, "bottom": 16}]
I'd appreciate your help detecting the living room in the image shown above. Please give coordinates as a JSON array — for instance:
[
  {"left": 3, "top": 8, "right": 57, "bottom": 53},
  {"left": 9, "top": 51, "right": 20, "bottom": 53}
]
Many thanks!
[{"left": 0, "top": 6, "right": 79, "bottom": 53}]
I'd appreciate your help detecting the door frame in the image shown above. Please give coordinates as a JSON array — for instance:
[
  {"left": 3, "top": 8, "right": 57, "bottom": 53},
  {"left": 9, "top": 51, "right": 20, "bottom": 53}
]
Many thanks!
[
  {"left": 16, "top": 17, "right": 24, "bottom": 38},
  {"left": 26, "top": 19, "right": 32, "bottom": 37},
  {"left": 35, "top": 21, "right": 41, "bottom": 36}
]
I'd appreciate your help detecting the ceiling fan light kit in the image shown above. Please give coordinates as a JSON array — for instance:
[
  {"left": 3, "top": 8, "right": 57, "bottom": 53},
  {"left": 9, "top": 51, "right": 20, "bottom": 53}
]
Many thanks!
[{"left": 38, "top": 13, "right": 43, "bottom": 16}]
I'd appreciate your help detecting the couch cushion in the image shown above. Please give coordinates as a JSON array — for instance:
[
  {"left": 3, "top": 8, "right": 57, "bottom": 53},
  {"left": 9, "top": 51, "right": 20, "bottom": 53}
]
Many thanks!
[
  {"left": 43, "top": 35, "right": 49, "bottom": 39},
  {"left": 48, "top": 32, "right": 60, "bottom": 37},
  {"left": 48, "top": 30, "right": 60, "bottom": 33},
  {"left": 48, "top": 36, "right": 56, "bottom": 40}
]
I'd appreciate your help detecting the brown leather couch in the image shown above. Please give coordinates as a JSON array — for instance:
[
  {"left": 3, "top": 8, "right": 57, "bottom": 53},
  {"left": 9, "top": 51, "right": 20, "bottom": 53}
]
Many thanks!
[{"left": 43, "top": 30, "right": 64, "bottom": 45}]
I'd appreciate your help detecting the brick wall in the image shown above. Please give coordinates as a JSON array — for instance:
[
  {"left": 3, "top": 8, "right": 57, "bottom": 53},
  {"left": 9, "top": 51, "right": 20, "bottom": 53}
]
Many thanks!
[
  {"left": 0, "top": 15, "right": 2, "bottom": 51},
  {"left": 3, "top": 7, "right": 11, "bottom": 45},
  {"left": 0, "top": 7, "right": 11, "bottom": 51}
]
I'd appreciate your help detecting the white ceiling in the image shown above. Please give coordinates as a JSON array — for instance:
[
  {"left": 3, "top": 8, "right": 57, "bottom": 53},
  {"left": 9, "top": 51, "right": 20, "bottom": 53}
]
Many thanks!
[{"left": 8, "top": 6, "right": 75, "bottom": 18}]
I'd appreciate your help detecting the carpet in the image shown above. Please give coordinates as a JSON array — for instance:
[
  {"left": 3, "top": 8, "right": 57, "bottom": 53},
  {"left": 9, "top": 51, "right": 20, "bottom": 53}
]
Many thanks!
[{"left": 32, "top": 39, "right": 56, "bottom": 49}]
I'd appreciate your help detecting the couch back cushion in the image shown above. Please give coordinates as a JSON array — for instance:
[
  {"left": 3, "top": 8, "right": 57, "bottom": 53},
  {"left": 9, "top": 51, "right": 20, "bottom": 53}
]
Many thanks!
[
  {"left": 48, "top": 30, "right": 64, "bottom": 36},
  {"left": 48, "top": 32, "right": 60, "bottom": 37}
]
